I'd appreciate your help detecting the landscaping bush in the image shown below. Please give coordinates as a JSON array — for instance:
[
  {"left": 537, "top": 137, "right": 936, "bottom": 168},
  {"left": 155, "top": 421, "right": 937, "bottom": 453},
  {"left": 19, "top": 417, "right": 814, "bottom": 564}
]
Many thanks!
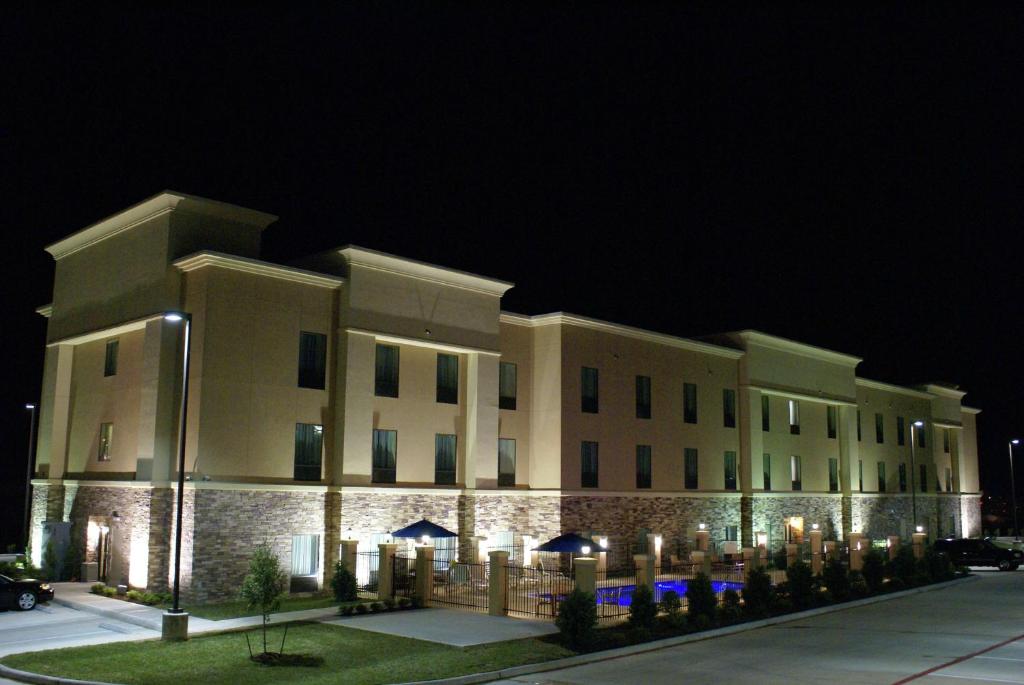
[
  {"left": 719, "top": 588, "right": 742, "bottom": 623},
  {"left": 102, "top": 587, "right": 117, "bottom": 597},
  {"left": 239, "top": 543, "right": 289, "bottom": 657},
  {"left": 90, "top": 583, "right": 107, "bottom": 595},
  {"left": 125, "top": 590, "right": 144, "bottom": 602},
  {"left": 555, "top": 588, "right": 597, "bottom": 649},
  {"left": 141, "top": 593, "right": 161, "bottom": 606},
  {"left": 887, "top": 546, "right": 918, "bottom": 586},
  {"left": 355, "top": 603, "right": 369, "bottom": 614},
  {"left": 772, "top": 546, "right": 788, "bottom": 570},
  {"left": 330, "top": 561, "right": 358, "bottom": 603},
  {"left": 822, "top": 560, "right": 850, "bottom": 602},
  {"left": 861, "top": 549, "right": 885, "bottom": 593},
  {"left": 785, "top": 561, "right": 815, "bottom": 610},
  {"left": 886, "top": 577, "right": 906, "bottom": 592},
  {"left": 660, "top": 589, "right": 682, "bottom": 620},
  {"left": 742, "top": 567, "right": 773, "bottom": 618},
  {"left": 849, "top": 570, "right": 869, "bottom": 598},
  {"left": 339, "top": 605, "right": 354, "bottom": 616},
  {"left": 41, "top": 538, "right": 60, "bottom": 581},
  {"left": 383, "top": 598, "right": 396, "bottom": 610},
  {"left": 628, "top": 584, "right": 658, "bottom": 633},
  {"left": 685, "top": 572, "right": 717, "bottom": 627},
  {"left": 925, "top": 547, "right": 955, "bottom": 582},
  {"left": 370, "top": 602, "right": 385, "bottom": 612},
  {"left": 397, "top": 597, "right": 412, "bottom": 609}
]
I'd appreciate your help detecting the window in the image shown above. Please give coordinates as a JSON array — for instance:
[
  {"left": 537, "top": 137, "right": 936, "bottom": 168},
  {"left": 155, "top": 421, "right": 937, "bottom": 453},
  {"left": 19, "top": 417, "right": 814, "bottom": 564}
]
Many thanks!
[
  {"left": 372, "top": 429, "right": 397, "bottom": 483},
  {"left": 790, "top": 455, "right": 802, "bottom": 491},
  {"left": 724, "top": 451, "right": 737, "bottom": 490},
  {"left": 499, "top": 362, "right": 517, "bottom": 410},
  {"left": 684, "top": 448, "right": 699, "bottom": 489},
  {"left": 297, "top": 332, "right": 327, "bottom": 389},
  {"left": 636, "top": 445, "right": 652, "bottom": 489},
  {"left": 916, "top": 424, "right": 926, "bottom": 448},
  {"left": 828, "top": 457, "right": 839, "bottom": 492},
  {"left": 581, "top": 441, "right": 599, "bottom": 487},
  {"left": 761, "top": 395, "right": 770, "bottom": 432},
  {"left": 723, "top": 389, "right": 736, "bottom": 428},
  {"left": 290, "top": 534, "right": 320, "bottom": 592},
  {"left": 763, "top": 453, "right": 771, "bottom": 491},
  {"left": 899, "top": 463, "right": 908, "bottom": 492},
  {"left": 683, "top": 383, "right": 698, "bottom": 424},
  {"left": 374, "top": 345, "right": 399, "bottom": 397},
  {"left": 581, "top": 367, "right": 599, "bottom": 413},
  {"left": 945, "top": 466, "right": 953, "bottom": 492},
  {"left": 98, "top": 423, "right": 113, "bottom": 461},
  {"left": 827, "top": 406, "right": 837, "bottom": 439},
  {"left": 858, "top": 460, "right": 864, "bottom": 492},
  {"left": 293, "top": 423, "right": 323, "bottom": 481},
  {"left": 857, "top": 409, "right": 862, "bottom": 441},
  {"left": 919, "top": 464, "right": 927, "bottom": 492},
  {"left": 788, "top": 400, "right": 800, "bottom": 435},
  {"left": 943, "top": 428, "right": 950, "bottom": 453},
  {"left": 725, "top": 525, "right": 739, "bottom": 542},
  {"left": 636, "top": 376, "right": 652, "bottom": 419},
  {"left": 104, "top": 340, "right": 119, "bottom": 377},
  {"left": 875, "top": 413, "right": 884, "bottom": 444},
  {"left": 897, "top": 416, "right": 905, "bottom": 446},
  {"left": 436, "top": 353, "right": 459, "bottom": 404},
  {"left": 434, "top": 434, "right": 457, "bottom": 485},
  {"left": 498, "top": 438, "right": 516, "bottom": 487},
  {"left": 877, "top": 462, "right": 886, "bottom": 492}
]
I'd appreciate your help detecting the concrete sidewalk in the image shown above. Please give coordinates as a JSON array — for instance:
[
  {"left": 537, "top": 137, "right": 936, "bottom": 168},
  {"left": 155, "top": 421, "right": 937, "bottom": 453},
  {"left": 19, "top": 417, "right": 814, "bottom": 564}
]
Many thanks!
[{"left": 323, "top": 608, "right": 558, "bottom": 646}]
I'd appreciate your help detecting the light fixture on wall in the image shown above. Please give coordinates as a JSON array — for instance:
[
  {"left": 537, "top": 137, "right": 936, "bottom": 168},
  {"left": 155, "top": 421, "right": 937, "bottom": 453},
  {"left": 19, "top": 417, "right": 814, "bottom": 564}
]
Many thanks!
[
  {"left": 811, "top": 523, "right": 819, "bottom": 531},
  {"left": 915, "top": 525, "right": 924, "bottom": 533},
  {"left": 698, "top": 523, "right": 706, "bottom": 531},
  {"left": 581, "top": 545, "right": 591, "bottom": 555},
  {"left": 111, "top": 511, "right": 121, "bottom": 522},
  {"left": 424, "top": 328, "right": 431, "bottom": 336}
]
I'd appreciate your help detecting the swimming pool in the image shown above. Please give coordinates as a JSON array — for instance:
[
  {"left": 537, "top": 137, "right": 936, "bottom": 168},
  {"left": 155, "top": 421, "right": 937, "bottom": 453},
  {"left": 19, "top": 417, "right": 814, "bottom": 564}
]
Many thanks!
[{"left": 594, "top": 579, "right": 745, "bottom": 606}]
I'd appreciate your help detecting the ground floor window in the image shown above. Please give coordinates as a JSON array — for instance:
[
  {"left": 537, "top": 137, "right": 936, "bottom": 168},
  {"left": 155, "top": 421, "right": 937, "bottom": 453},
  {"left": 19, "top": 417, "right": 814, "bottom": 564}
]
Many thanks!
[{"left": 290, "top": 534, "right": 319, "bottom": 592}]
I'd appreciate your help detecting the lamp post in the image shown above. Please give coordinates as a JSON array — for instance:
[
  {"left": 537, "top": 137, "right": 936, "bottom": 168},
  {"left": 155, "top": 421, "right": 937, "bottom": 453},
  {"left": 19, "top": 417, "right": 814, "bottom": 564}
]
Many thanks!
[
  {"left": 909, "top": 420, "right": 925, "bottom": 530},
  {"left": 1010, "top": 439, "right": 1020, "bottom": 541},
  {"left": 23, "top": 403, "right": 38, "bottom": 552},
  {"left": 162, "top": 311, "right": 192, "bottom": 641}
]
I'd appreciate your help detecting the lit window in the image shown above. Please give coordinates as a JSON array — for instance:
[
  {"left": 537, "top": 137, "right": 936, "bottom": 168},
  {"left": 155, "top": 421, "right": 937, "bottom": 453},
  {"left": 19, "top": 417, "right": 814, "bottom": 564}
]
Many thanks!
[{"left": 788, "top": 400, "right": 800, "bottom": 435}]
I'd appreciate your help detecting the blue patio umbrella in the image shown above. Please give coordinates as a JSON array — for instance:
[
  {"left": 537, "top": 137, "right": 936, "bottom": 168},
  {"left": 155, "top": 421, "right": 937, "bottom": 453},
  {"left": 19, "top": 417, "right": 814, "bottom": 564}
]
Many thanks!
[
  {"left": 390, "top": 519, "right": 458, "bottom": 539},
  {"left": 533, "top": 532, "right": 600, "bottom": 554}
]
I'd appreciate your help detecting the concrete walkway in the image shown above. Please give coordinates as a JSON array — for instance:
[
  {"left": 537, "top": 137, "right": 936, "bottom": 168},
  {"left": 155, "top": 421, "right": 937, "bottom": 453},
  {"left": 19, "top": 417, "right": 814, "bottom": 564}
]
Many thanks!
[{"left": 324, "top": 608, "right": 558, "bottom": 646}]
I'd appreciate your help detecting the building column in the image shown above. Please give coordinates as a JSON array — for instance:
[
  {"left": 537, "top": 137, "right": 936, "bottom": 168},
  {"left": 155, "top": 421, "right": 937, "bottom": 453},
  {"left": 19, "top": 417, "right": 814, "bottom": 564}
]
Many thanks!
[
  {"left": 332, "top": 331, "right": 375, "bottom": 485},
  {"left": 36, "top": 344, "right": 74, "bottom": 480},
  {"left": 838, "top": 404, "right": 860, "bottom": 539},
  {"left": 738, "top": 387, "right": 764, "bottom": 548},
  {"left": 949, "top": 429, "right": 962, "bottom": 494},
  {"left": 465, "top": 353, "right": 499, "bottom": 488},
  {"left": 135, "top": 319, "right": 182, "bottom": 482}
]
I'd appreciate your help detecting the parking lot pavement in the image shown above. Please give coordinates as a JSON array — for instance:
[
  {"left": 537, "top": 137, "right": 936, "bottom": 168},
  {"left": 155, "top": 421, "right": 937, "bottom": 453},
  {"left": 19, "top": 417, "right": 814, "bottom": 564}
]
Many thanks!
[
  {"left": 906, "top": 633, "right": 1024, "bottom": 684},
  {"left": 0, "top": 602, "right": 157, "bottom": 657}
]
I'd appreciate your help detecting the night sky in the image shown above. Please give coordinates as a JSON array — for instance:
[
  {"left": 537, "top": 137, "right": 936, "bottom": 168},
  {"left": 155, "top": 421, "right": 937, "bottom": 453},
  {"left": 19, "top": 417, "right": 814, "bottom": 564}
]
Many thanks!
[{"left": 2, "top": 5, "right": 1022, "bottom": 548}]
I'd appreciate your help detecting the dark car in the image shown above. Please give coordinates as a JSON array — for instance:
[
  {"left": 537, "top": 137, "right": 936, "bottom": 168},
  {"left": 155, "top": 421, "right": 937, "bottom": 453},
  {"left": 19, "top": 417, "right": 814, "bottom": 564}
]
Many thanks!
[
  {"left": 934, "top": 538, "right": 1023, "bottom": 571},
  {"left": 0, "top": 574, "right": 54, "bottom": 610}
]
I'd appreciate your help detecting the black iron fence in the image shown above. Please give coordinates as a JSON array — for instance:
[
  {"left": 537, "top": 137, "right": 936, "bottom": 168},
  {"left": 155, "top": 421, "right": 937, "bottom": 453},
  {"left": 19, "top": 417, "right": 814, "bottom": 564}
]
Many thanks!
[
  {"left": 356, "top": 551, "right": 380, "bottom": 599},
  {"left": 393, "top": 555, "right": 414, "bottom": 598},
  {"left": 594, "top": 566, "right": 639, "bottom": 619},
  {"left": 430, "top": 560, "right": 490, "bottom": 611},
  {"left": 505, "top": 564, "right": 575, "bottom": 618}
]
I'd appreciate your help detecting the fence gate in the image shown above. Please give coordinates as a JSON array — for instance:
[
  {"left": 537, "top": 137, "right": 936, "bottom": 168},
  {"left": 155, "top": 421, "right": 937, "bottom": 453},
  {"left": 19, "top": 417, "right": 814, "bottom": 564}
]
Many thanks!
[
  {"left": 505, "top": 565, "right": 575, "bottom": 619},
  {"left": 393, "top": 555, "right": 414, "bottom": 599},
  {"left": 430, "top": 559, "right": 490, "bottom": 611},
  {"left": 356, "top": 551, "right": 380, "bottom": 599}
]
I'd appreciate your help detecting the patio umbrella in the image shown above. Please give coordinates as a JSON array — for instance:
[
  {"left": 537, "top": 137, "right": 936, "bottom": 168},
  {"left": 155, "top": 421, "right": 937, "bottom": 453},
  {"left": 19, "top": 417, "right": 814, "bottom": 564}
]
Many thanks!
[
  {"left": 390, "top": 519, "right": 458, "bottom": 539},
  {"left": 533, "top": 532, "right": 600, "bottom": 553}
]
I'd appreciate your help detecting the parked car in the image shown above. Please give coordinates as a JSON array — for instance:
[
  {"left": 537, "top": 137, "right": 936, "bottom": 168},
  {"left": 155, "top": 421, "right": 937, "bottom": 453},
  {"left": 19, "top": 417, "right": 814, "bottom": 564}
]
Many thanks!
[
  {"left": 934, "top": 537, "right": 1023, "bottom": 571},
  {"left": 0, "top": 574, "right": 54, "bottom": 610}
]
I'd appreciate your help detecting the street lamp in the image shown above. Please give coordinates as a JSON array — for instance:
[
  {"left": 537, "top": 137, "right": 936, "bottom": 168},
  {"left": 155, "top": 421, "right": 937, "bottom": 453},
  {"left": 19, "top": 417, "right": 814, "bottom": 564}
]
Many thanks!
[
  {"left": 909, "top": 420, "right": 925, "bottom": 530},
  {"left": 1010, "top": 439, "right": 1020, "bottom": 541},
  {"left": 23, "top": 403, "right": 38, "bottom": 552},
  {"left": 162, "top": 311, "right": 192, "bottom": 641}
]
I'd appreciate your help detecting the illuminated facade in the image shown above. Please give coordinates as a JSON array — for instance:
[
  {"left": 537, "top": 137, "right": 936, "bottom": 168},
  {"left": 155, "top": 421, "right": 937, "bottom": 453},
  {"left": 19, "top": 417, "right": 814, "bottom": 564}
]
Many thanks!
[{"left": 29, "top": 192, "right": 982, "bottom": 600}]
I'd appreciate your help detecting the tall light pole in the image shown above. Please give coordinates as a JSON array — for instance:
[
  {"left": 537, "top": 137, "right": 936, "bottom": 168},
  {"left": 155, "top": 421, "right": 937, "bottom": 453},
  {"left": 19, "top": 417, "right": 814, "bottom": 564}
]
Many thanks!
[
  {"left": 909, "top": 420, "right": 925, "bottom": 530},
  {"left": 23, "top": 403, "right": 38, "bottom": 551},
  {"left": 162, "top": 311, "right": 192, "bottom": 641},
  {"left": 1010, "top": 439, "right": 1020, "bottom": 542}
]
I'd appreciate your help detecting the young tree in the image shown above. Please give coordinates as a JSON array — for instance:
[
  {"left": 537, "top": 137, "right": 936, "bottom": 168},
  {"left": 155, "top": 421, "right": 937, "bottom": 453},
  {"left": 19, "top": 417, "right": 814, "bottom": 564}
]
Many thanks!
[{"left": 240, "top": 544, "right": 289, "bottom": 656}]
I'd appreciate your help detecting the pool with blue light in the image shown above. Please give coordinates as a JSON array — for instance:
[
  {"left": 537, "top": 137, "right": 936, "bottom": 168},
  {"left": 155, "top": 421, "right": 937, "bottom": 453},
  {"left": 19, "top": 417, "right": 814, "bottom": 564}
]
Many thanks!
[{"left": 595, "top": 579, "right": 745, "bottom": 606}]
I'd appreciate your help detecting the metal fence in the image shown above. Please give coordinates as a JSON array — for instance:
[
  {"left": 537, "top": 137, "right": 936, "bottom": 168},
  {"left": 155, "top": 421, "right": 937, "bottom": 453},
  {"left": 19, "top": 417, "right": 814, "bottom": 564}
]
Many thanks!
[
  {"left": 505, "top": 564, "right": 575, "bottom": 618},
  {"left": 594, "top": 566, "right": 640, "bottom": 619},
  {"left": 430, "top": 560, "right": 490, "bottom": 611},
  {"left": 393, "top": 555, "right": 414, "bottom": 598},
  {"left": 356, "top": 551, "right": 380, "bottom": 599}
]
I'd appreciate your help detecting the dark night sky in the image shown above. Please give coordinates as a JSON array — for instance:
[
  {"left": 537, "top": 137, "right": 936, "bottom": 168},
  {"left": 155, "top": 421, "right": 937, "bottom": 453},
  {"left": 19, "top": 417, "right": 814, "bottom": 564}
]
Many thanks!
[{"left": 2, "top": 5, "right": 1022, "bottom": 547}]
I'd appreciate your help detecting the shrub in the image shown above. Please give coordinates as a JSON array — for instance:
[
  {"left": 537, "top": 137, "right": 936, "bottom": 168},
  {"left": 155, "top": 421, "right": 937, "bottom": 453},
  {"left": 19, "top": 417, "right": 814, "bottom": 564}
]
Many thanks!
[
  {"left": 685, "top": 572, "right": 718, "bottom": 627},
  {"left": 925, "top": 547, "right": 955, "bottom": 582},
  {"left": 90, "top": 583, "right": 107, "bottom": 595},
  {"left": 772, "top": 547, "right": 788, "bottom": 570},
  {"left": 339, "top": 605, "right": 355, "bottom": 616},
  {"left": 822, "top": 560, "right": 850, "bottom": 602},
  {"left": 397, "top": 597, "right": 412, "bottom": 609},
  {"left": 628, "top": 584, "right": 658, "bottom": 633},
  {"left": 41, "top": 538, "right": 60, "bottom": 581},
  {"left": 141, "top": 593, "right": 161, "bottom": 606},
  {"left": 742, "top": 567, "right": 773, "bottom": 618},
  {"left": 370, "top": 601, "right": 385, "bottom": 612},
  {"left": 688, "top": 613, "right": 712, "bottom": 632},
  {"left": 125, "top": 590, "right": 144, "bottom": 602},
  {"left": 786, "top": 561, "right": 814, "bottom": 610},
  {"left": 719, "top": 588, "right": 742, "bottom": 623},
  {"left": 861, "top": 549, "right": 885, "bottom": 593},
  {"left": 355, "top": 603, "right": 369, "bottom": 614},
  {"left": 383, "top": 598, "right": 396, "bottom": 610},
  {"left": 330, "top": 562, "right": 358, "bottom": 603},
  {"left": 887, "top": 546, "right": 918, "bottom": 586},
  {"left": 555, "top": 588, "right": 597, "bottom": 649},
  {"left": 661, "top": 589, "right": 681, "bottom": 618},
  {"left": 102, "top": 587, "right": 117, "bottom": 597},
  {"left": 849, "top": 571, "right": 869, "bottom": 598},
  {"left": 887, "top": 577, "right": 906, "bottom": 592}
]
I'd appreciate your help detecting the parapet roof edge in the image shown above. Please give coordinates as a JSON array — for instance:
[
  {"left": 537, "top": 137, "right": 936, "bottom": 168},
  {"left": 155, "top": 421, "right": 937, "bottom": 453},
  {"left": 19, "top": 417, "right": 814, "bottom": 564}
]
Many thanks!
[
  {"left": 962, "top": 406, "right": 981, "bottom": 415},
  {"left": 35, "top": 303, "right": 53, "bottom": 318},
  {"left": 855, "top": 377, "right": 935, "bottom": 400},
  {"left": 727, "top": 330, "right": 863, "bottom": 366},
  {"left": 918, "top": 383, "right": 968, "bottom": 400},
  {"left": 498, "top": 311, "right": 744, "bottom": 359},
  {"left": 45, "top": 191, "right": 279, "bottom": 260},
  {"left": 173, "top": 251, "right": 344, "bottom": 289},
  {"left": 337, "top": 245, "right": 514, "bottom": 296}
]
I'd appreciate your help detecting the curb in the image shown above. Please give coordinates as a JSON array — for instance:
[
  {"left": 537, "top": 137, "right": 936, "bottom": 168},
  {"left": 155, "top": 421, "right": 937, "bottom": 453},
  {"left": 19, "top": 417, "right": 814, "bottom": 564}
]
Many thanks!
[
  {"left": 49, "top": 596, "right": 162, "bottom": 633},
  {"left": 394, "top": 575, "right": 978, "bottom": 685},
  {"left": 0, "top": 663, "right": 126, "bottom": 685}
]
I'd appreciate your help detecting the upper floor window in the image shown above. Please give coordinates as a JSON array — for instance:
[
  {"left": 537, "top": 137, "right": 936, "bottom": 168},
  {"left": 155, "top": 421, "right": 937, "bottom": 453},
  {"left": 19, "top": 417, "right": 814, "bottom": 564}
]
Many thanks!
[
  {"left": 875, "top": 413, "right": 884, "bottom": 444},
  {"left": 636, "top": 445, "right": 652, "bottom": 489},
  {"left": 98, "top": 423, "right": 113, "bottom": 461},
  {"left": 434, "top": 434, "right": 457, "bottom": 485},
  {"left": 723, "top": 389, "right": 736, "bottom": 428},
  {"left": 498, "top": 438, "right": 516, "bottom": 487},
  {"left": 828, "top": 457, "right": 839, "bottom": 492},
  {"left": 581, "top": 441, "right": 599, "bottom": 487},
  {"left": 298, "top": 332, "right": 327, "bottom": 390},
  {"left": 724, "top": 451, "right": 737, "bottom": 490},
  {"left": 499, "top": 362, "right": 517, "bottom": 410},
  {"left": 761, "top": 395, "right": 770, "bottom": 432},
  {"left": 581, "top": 367, "right": 599, "bottom": 414},
  {"left": 897, "top": 416, "right": 906, "bottom": 446},
  {"left": 857, "top": 409, "right": 862, "bottom": 441},
  {"left": 104, "top": 340, "right": 119, "bottom": 377},
  {"left": 684, "top": 448, "right": 699, "bottom": 490},
  {"left": 374, "top": 345, "right": 399, "bottom": 398},
  {"left": 916, "top": 424, "right": 927, "bottom": 448},
  {"left": 919, "top": 464, "right": 928, "bottom": 492},
  {"left": 877, "top": 462, "right": 887, "bottom": 492},
  {"left": 636, "top": 376, "right": 652, "bottom": 419},
  {"left": 790, "top": 455, "right": 802, "bottom": 491},
  {"left": 788, "top": 400, "right": 800, "bottom": 435},
  {"left": 827, "top": 406, "right": 837, "bottom": 439},
  {"left": 293, "top": 423, "right": 323, "bottom": 481},
  {"left": 763, "top": 453, "right": 771, "bottom": 491},
  {"left": 436, "top": 354, "right": 459, "bottom": 404},
  {"left": 683, "top": 383, "right": 698, "bottom": 424},
  {"left": 372, "top": 429, "right": 397, "bottom": 483},
  {"left": 943, "top": 428, "right": 950, "bottom": 453}
]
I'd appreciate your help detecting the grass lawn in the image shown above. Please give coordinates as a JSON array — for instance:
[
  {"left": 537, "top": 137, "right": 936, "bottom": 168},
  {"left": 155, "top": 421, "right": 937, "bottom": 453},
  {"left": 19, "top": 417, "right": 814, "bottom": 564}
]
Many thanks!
[
  {"left": 174, "top": 595, "right": 342, "bottom": 620},
  {"left": 1, "top": 622, "right": 572, "bottom": 685}
]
